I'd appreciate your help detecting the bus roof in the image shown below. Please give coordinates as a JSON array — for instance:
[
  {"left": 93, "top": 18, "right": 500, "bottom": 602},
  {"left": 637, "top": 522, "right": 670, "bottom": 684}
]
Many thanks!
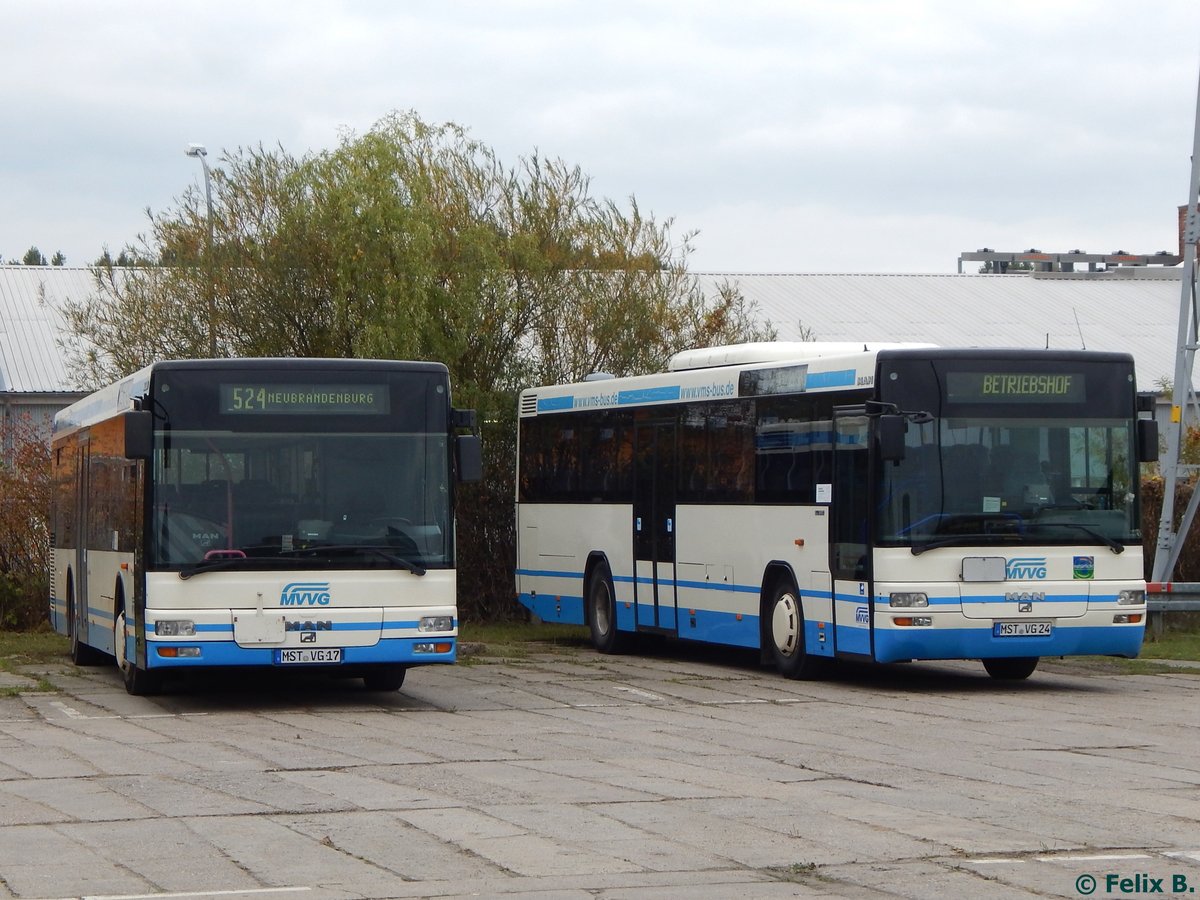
[
  {"left": 520, "top": 342, "right": 1139, "bottom": 418},
  {"left": 52, "top": 357, "right": 449, "bottom": 435}
]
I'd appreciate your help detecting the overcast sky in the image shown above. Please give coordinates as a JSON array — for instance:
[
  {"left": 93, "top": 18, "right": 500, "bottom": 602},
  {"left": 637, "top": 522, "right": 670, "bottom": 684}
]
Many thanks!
[{"left": 4, "top": 1, "right": 1199, "bottom": 273}]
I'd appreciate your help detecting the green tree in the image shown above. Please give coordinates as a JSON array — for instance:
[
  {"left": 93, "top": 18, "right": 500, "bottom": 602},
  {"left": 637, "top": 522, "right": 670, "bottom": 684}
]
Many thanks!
[
  {"left": 50, "top": 251, "right": 66, "bottom": 266},
  {"left": 63, "top": 110, "right": 774, "bottom": 619},
  {"left": 21, "top": 246, "right": 47, "bottom": 266}
]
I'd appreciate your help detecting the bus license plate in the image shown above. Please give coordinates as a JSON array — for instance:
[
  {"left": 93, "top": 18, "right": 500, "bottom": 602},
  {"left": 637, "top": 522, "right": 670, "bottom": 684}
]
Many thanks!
[
  {"left": 278, "top": 648, "right": 343, "bottom": 664},
  {"left": 993, "top": 621, "right": 1052, "bottom": 637}
]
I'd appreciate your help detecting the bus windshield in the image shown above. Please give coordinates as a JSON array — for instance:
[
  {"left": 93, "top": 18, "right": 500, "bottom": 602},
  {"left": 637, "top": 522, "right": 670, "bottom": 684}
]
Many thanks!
[
  {"left": 876, "top": 356, "right": 1140, "bottom": 550},
  {"left": 146, "top": 366, "right": 452, "bottom": 570},
  {"left": 151, "top": 431, "right": 451, "bottom": 568}
]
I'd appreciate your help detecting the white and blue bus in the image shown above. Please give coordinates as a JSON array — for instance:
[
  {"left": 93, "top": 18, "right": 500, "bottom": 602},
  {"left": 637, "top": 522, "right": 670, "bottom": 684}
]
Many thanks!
[
  {"left": 515, "top": 343, "right": 1157, "bottom": 680},
  {"left": 51, "top": 358, "right": 481, "bottom": 694}
]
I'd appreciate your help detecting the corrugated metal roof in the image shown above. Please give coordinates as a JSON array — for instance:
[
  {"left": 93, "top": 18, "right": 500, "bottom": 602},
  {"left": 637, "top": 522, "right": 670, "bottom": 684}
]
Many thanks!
[
  {"left": 0, "top": 266, "right": 1189, "bottom": 395},
  {"left": 0, "top": 266, "right": 97, "bottom": 393},
  {"left": 696, "top": 270, "right": 1185, "bottom": 391}
]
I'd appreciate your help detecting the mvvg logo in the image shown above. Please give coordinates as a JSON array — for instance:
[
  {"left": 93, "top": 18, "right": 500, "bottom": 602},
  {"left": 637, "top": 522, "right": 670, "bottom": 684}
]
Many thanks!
[
  {"left": 1005, "top": 557, "right": 1048, "bottom": 580},
  {"left": 855, "top": 606, "right": 870, "bottom": 624},
  {"left": 280, "top": 581, "right": 332, "bottom": 606}
]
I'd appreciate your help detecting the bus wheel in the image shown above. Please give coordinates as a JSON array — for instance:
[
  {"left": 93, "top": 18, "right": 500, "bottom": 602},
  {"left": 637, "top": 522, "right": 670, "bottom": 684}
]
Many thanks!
[
  {"left": 767, "top": 580, "right": 824, "bottom": 680},
  {"left": 115, "top": 607, "right": 162, "bottom": 696},
  {"left": 587, "top": 562, "right": 626, "bottom": 654},
  {"left": 67, "top": 581, "right": 104, "bottom": 667},
  {"left": 982, "top": 657, "right": 1039, "bottom": 680},
  {"left": 363, "top": 666, "right": 407, "bottom": 691}
]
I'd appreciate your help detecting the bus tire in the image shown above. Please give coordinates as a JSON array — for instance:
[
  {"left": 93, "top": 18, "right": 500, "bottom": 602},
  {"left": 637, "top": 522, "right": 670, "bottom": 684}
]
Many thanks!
[
  {"left": 766, "top": 579, "right": 825, "bottom": 680},
  {"left": 115, "top": 586, "right": 162, "bottom": 696},
  {"left": 67, "top": 578, "right": 104, "bottom": 667},
  {"left": 982, "top": 657, "right": 1038, "bottom": 680},
  {"left": 363, "top": 666, "right": 407, "bottom": 691},
  {"left": 587, "top": 561, "right": 626, "bottom": 654}
]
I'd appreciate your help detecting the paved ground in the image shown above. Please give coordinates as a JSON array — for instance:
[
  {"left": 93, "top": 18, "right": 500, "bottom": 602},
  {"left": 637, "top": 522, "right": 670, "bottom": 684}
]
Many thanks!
[{"left": 0, "top": 643, "right": 1198, "bottom": 899}]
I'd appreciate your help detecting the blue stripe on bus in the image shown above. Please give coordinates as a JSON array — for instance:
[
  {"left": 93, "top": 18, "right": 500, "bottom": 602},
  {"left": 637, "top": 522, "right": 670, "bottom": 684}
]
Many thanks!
[
  {"left": 807, "top": 369, "right": 857, "bottom": 389},
  {"left": 144, "top": 636, "right": 457, "bottom": 669},
  {"left": 537, "top": 396, "right": 574, "bottom": 412},
  {"left": 874, "top": 623, "right": 1143, "bottom": 664},
  {"left": 619, "top": 385, "right": 682, "bottom": 405}
]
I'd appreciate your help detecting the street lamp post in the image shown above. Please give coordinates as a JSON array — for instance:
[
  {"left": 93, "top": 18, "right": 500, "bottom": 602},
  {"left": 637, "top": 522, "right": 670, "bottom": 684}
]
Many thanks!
[{"left": 186, "top": 143, "right": 217, "bottom": 356}]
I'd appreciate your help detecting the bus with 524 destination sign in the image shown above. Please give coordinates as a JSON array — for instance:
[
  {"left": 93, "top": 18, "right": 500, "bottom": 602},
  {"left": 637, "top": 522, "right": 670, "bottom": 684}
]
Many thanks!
[{"left": 50, "top": 358, "right": 481, "bottom": 694}]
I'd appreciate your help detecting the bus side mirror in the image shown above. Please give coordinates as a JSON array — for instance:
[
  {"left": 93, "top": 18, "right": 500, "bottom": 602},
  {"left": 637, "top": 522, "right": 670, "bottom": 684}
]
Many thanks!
[
  {"left": 123, "top": 410, "right": 153, "bottom": 460},
  {"left": 456, "top": 434, "right": 483, "bottom": 483},
  {"left": 877, "top": 415, "right": 907, "bottom": 462},
  {"left": 1137, "top": 418, "right": 1159, "bottom": 463}
]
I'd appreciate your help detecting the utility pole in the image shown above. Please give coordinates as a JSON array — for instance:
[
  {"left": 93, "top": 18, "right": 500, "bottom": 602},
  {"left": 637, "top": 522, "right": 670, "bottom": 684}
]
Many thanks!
[{"left": 1151, "top": 60, "right": 1200, "bottom": 584}]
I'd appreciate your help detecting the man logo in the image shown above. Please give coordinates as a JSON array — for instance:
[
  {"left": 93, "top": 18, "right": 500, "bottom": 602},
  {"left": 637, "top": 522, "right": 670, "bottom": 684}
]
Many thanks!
[{"left": 280, "top": 581, "right": 332, "bottom": 606}]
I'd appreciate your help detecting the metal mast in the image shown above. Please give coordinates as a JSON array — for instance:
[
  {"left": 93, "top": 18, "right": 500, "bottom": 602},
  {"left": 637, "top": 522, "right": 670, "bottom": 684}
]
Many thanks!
[{"left": 1151, "top": 60, "right": 1200, "bottom": 583}]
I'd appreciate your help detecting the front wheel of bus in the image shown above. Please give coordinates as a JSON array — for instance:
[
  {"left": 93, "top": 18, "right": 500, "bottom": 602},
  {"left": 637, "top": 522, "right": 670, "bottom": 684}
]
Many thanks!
[
  {"left": 767, "top": 580, "right": 824, "bottom": 680},
  {"left": 115, "top": 609, "right": 162, "bottom": 696},
  {"left": 363, "top": 666, "right": 407, "bottom": 691},
  {"left": 982, "top": 657, "right": 1039, "bottom": 680},
  {"left": 587, "top": 562, "right": 626, "bottom": 654}
]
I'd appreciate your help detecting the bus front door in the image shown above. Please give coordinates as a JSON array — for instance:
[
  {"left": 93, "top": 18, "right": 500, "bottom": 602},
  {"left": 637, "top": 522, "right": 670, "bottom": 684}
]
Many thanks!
[
  {"left": 633, "top": 421, "right": 677, "bottom": 632},
  {"left": 831, "top": 409, "right": 872, "bottom": 658}
]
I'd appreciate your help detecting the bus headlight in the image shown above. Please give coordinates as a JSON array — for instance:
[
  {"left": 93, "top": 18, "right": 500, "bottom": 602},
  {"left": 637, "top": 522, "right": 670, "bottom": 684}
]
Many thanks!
[
  {"left": 1117, "top": 590, "right": 1145, "bottom": 605},
  {"left": 889, "top": 592, "right": 929, "bottom": 608},
  {"left": 419, "top": 616, "right": 454, "bottom": 633},
  {"left": 154, "top": 619, "right": 196, "bottom": 636}
]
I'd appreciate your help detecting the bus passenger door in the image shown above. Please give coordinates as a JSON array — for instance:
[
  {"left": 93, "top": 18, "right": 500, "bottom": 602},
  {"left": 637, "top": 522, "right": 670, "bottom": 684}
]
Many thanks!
[
  {"left": 830, "top": 409, "right": 872, "bottom": 658},
  {"left": 73, "top": 440, "right": 91, "bottom": 645},
  {"left": 633, "top": 421, "right": 677, "bottom": 632}
]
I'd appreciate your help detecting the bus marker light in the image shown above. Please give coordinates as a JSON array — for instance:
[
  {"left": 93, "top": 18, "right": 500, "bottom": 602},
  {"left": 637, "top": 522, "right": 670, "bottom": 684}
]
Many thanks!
[
  {"left": 414, "top": 642, "right": 453, "bottom": 654},
  {"left": 156, "top": 646, "right": 199, "bottom": 658},
  {"left": 1113, "top": 614, "right": 1143, "bottom": 624},
  {"left": 893, "top": 617, "right": 932, "bottom": 627},
  {"left": 794, "top": 539, "right": 805, "bottom": 548}
]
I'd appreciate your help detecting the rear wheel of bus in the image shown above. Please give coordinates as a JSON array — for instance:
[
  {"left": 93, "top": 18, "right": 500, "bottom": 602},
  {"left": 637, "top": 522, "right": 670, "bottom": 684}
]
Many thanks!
[
  {"left": 766, "top": 578, "right": 826, "bottom": 680},
  {"left": 982, "top": 657, "right": 1039, "bottom": 680},
  {"left": 67, "top": 576, "right": 105, "bottom": 667},
  {"left": 587, "top": 561, "right": 626, "bottom": 654}
]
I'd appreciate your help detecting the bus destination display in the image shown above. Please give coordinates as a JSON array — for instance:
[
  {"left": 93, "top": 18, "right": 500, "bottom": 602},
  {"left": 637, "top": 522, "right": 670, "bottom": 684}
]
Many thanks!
[
  {"left": 946, "top": 372, "right": 1085, "bottom": 404},
  {"left": 220, "top": 384, "right": 390, "bottom": 415}
]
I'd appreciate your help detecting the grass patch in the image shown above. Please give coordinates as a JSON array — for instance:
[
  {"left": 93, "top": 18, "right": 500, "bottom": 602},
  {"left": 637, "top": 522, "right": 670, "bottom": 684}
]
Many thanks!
[
  {"left": 1140, "top": 628, "right": 1200, "bottom": 661},
  {"left": 0, "top": 630, "right": 69, "bottom": 675},
  {"left": 458, "top": 622, "right": 589, "bottom": 660}
]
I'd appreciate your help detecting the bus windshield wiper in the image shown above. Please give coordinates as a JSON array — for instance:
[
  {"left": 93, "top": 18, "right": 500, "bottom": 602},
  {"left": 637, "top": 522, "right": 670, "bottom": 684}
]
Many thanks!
[
  {"left": 179, "top": 554, "right": 295, "bottom": 579},
  {"left": 910, "top": 534, "right": 1017, "bottom": 556},
  {"left": 282, "top": 544, "right": 427, "bottom": 576},
  {"left": 1036, "top": 522, "right": 1125, "bottom": 554}
]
